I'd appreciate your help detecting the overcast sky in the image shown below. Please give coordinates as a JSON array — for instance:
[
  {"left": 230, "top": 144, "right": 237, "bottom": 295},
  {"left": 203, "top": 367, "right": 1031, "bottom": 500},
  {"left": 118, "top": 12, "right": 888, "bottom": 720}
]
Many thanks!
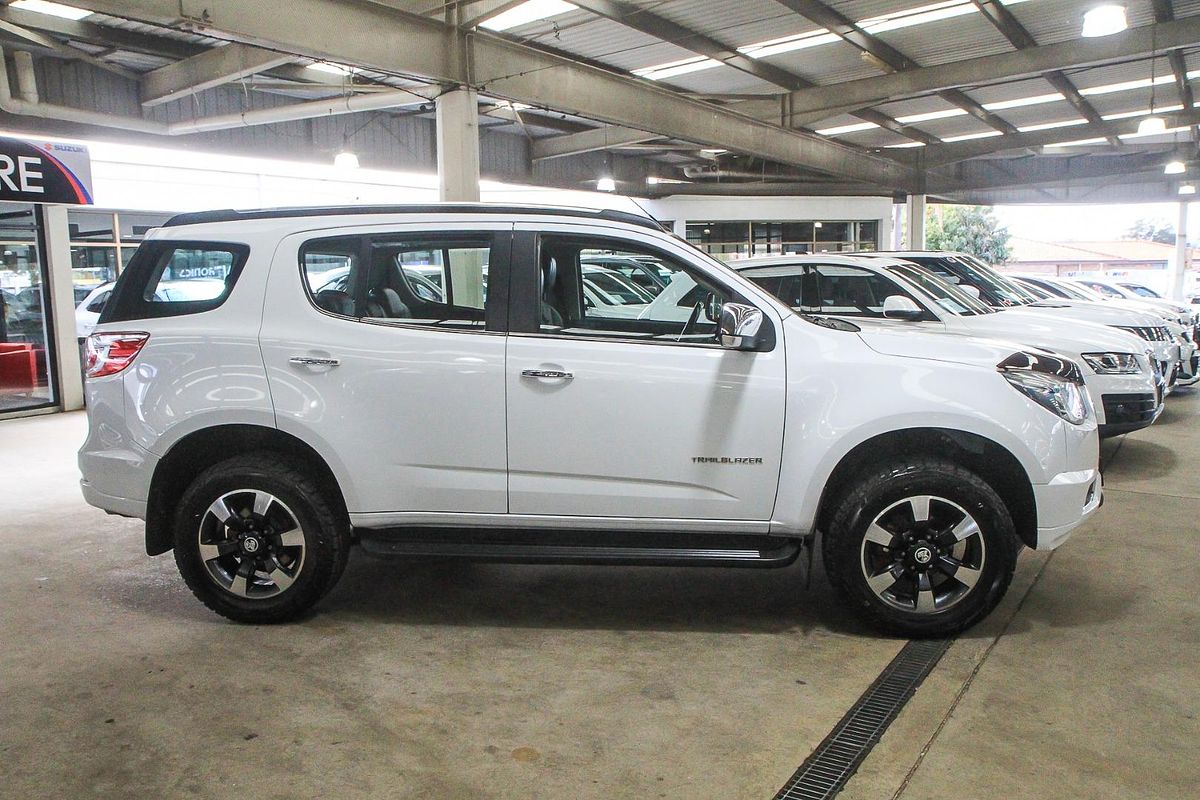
[{"left": 993, "top": 203, "right": 1198, "bottom": 244}]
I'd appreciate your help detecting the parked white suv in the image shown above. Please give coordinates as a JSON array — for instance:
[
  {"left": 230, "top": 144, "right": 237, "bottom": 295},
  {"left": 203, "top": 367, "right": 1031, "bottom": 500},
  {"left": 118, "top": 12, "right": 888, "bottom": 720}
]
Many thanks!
[{"left": 79, "top": 205, "right": 1101, "bottom": 635}]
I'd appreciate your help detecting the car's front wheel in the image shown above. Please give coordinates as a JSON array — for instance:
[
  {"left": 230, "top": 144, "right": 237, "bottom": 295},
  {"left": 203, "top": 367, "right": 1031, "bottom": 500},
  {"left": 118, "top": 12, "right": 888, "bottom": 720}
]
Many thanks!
[
  {"left": 823, "top": 458, "right": 1018, "bottom": 637},
  {"left": 173, "top": 454, "right": 349, "bottom": 623}
]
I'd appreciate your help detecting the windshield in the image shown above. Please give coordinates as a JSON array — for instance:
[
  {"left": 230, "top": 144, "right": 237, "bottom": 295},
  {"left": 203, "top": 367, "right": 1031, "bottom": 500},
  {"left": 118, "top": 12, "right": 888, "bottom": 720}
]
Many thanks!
[
  {"left": 1014, "top": 278, "right": 1054, "bottom": 299},
  {"left": 1120, "top": 283, "right": 1161, "bottom": 298},
  {"left": 902, "top": 254, "right": 1032, "bottom": 308},
  {"left": 1051, "top": 279, "right": 1103, "bottom": 301},
  {"left": 888, "top": 263, "right": 994, "bottom": 316}
]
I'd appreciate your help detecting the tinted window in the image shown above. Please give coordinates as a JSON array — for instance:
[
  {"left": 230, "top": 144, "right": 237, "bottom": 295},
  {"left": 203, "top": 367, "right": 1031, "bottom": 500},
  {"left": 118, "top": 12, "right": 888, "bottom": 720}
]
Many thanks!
[
  {"left": 102, "top": 241, "right": 249, "bottom": 323},
  {"left": 744, "top": 264, "right": 922, "bottom": 318},
  {"left": 888, "top": 264, "right": 993, "bottom": 316},
  {"left": 537, "top": 238, "right": 736, "bottom": 344},
  {"left": 300, "top": 234, "right": 493, "bottom": 330}
]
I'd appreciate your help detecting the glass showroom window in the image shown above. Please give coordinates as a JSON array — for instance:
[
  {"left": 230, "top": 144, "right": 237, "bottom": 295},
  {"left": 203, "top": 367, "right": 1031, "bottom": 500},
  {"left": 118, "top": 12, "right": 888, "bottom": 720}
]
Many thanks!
[
  {"left": 69, "top": 209, "right": 172, "bottom": 303},
  {"left": 687, "top": 220, "right": 880, "bottom": 258},
  {"left": 0, "top": 203, "right": 54, "bottom": 414}
]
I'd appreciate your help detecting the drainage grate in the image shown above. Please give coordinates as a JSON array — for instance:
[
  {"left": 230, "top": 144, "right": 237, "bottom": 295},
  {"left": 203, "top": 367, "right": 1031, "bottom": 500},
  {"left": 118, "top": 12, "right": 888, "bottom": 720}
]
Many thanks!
[{"left": 773, "top": 638, "right": 953, "bottom": 800}]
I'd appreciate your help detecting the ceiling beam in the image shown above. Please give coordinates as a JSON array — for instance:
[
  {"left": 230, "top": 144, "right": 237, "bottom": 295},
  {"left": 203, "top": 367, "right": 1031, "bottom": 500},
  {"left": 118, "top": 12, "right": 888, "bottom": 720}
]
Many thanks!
[
  {"left": 971, "top": 0, "right": 1120, "bottom": 147},
  {"left": 532, "top": 125, "right": 659, "bottom": 160},
  {"left": 60, "top": 0, "right": 916, "bottom": 186},
  {"left": 922, "top": 107, "right": 1200, "bottom": 166},
  {"left": 1151, "top": 0, "right": 1198, "bottom": 147},
  {"left": 567, "top": 0, "right": 933, "bottom": 143},
  {"left": 783, "top": 16, "right": 1200, "bottom": 116},
  {"left": 140, "top": 42, "right": 294, "bottom": 106},
  {"left": 931, "top": 151, "right": 1176, "bottom": 193},
  {"left": 774, "top": 0, "right": 1015, "bottom": 135}
]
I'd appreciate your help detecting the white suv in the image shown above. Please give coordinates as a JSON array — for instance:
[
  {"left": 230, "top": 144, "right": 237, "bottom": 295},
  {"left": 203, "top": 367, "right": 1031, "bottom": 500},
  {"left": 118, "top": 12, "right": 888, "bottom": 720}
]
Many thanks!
[{"left": 80, "top": 205, "right": 1102, "bottom": 635}]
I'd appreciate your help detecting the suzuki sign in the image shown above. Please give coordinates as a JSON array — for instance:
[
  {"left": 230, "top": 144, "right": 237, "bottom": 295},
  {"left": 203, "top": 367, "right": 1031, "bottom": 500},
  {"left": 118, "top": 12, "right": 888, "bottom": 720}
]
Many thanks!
[{"left": 0, "top": 136, "right": 92, "bottom": 205}]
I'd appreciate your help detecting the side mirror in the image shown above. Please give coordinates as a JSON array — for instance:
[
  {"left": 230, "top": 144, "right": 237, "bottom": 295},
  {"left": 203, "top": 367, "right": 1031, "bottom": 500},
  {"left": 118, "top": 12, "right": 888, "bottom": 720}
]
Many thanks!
[
  {"left": 882, "top": 295, "right": 924, "bottom": 320},
  {"left": 959, "top": 285, "right": 982, "bottom": 300},
  {"left": 719, "top": 303, "right": 766, "bottom": 350}
]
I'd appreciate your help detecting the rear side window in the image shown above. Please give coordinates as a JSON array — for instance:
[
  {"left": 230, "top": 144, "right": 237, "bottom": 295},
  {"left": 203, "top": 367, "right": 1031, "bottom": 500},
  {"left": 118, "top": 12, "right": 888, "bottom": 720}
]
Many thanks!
[
  {"left": 300, "top": 233, "right": 497, "bottom": 331},
  {"left": 102, "top": 241, "right": 249, "bottom": 323}
]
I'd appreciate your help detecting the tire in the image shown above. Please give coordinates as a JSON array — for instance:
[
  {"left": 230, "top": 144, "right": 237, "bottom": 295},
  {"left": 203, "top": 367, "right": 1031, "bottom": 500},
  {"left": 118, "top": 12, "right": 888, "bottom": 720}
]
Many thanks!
[
  {"left": 822, "top": 458, "right": 1018, "bottom": 638},
  {"left": 172, "top": 454, "right": 350, "bottom": 623}
]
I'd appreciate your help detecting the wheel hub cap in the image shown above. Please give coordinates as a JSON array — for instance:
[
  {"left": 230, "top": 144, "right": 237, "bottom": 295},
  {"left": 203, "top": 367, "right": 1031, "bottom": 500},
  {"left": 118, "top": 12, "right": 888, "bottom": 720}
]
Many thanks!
[{"left": 196, "top": 489, "right": 306, "bottom": 600}]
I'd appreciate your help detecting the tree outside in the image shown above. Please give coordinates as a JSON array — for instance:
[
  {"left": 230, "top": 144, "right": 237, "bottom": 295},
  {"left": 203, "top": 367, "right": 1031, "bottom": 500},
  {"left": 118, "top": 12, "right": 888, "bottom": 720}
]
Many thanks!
[
  {"left": 924, "top": 205, "right": 1012, "bottom": 265},
  {"left": 1125, "top": 219, "right": 1176, "bottom": 244}
]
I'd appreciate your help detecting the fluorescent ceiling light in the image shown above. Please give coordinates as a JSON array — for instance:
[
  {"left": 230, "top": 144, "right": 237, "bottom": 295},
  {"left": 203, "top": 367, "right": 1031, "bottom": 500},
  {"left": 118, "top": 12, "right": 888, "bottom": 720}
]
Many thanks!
[
  {"left": 815, "top": 122, "right": 879, "bottom": 135},
  {"left": 9, "top": 1, "right": 91, "bottom": 20},
  {"left": 1081, "top": 5, "right": 1127, "bottom": 38},
  {"left": 884, "top": 142, "right": 928, "bottom": 148},
  {"left": 700, "top": 148, "right": 728, "bottom": 155},
  {"left": 1079, "top": 75, "right": 1174, "bottom": 97},
  {"left": 1137, "top": 116, "right": 1168, "bottom": 135},
  {"left": 1017, "top": 118, "right": 1088, "bottom": 133},
  {"left": 939, "top": 130, "right": 1004, "bottom": 143},
  {"left": 1164, "top": 160, "right": 1186, "bottom": 175},
  {"left": 596, "top": 176, "right": 616, "bottom": 192},
  {"left": 646, "top": 176, "right": 660, "bottom": 185},
  {"left": 896, "top": 108, "right": 969, "bottom": 124},
  {"left": 633, "top": 56, "right": 720, "bottom": 81},
  {"left": 307, "top": 62, "right": 358, "bottom": 76},
  {"left": 982, "top": 93, "right": 1065, "bottom": 111},
  {"left": 1045, "top": 136, "right": 1108, "bottom": 148},
  {"left": 632, "top": 0, "right": 1030, "bottom": 82},
  {"left": 1103, "top": 104, "right": 1183, "bottom": 121},
  {"left": 481, "top": 0, "right": 577, "bottom": 32},
  {"left": 1179, "top": 184, "right": 1196, "bottom": 195},
  {"left": 1120, "top": 124, "right": 1192, "bottom": 140},
  {"left": 739, "top": 30, "right": 840, "bottom": 59}
]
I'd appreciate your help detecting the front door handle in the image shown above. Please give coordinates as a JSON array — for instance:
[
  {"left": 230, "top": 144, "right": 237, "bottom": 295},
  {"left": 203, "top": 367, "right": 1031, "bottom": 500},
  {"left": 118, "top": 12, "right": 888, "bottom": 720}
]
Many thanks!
[
  {"left": 289, "top": 356, "right": 340, "bottom": 367},
  {"left": 521, "top": 369, "right": 573, "bottom": 380}
]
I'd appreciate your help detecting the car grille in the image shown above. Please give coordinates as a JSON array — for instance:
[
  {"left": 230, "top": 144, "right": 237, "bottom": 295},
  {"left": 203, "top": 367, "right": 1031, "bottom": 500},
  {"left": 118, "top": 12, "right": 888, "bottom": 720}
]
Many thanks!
[
  {"left": 1116, "top": 325, "right": 1171, "bottom": 342},
  {"left": 1103, "top": 393, "right": 1159, "bottom": 424}
]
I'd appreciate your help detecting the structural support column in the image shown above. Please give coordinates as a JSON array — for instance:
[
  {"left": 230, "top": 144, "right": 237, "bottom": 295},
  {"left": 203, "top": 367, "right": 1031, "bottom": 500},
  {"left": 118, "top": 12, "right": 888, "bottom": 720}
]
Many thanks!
[
  {"left": 891, "top": 200, "right": 904, "bottom": 249},
  {"left": 906, "top": 193, "right": 926, "bottom": 250},
  {"left": 436, "top": 88, "right": 480, "bottom": 202},
  {"left": 42, "top": 204, "right": 84, "bottom": 411},
  {"left": 1171, "top": 200, "right": 1189, "bottom": 300}
]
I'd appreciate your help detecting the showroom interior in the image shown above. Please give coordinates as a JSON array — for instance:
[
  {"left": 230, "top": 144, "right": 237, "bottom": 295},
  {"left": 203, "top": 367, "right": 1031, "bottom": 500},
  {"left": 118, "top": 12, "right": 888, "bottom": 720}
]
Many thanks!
[{"left": 1, "top": 1, "right": 1197, "bottom": 798}]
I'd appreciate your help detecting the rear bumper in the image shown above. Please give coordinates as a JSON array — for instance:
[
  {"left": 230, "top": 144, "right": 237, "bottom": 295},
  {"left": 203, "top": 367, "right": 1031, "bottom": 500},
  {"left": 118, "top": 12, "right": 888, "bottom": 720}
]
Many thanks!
[
  {"left": 80, "top": 480, "right": 147, "bottom": 520},
  {"left": 1032, "top": 468, "right": 1102, "bottom": 550}
]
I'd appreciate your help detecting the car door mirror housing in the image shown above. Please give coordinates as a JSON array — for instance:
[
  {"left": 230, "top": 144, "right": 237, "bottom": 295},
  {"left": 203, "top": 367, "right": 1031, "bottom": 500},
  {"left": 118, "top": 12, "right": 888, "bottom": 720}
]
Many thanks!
[
  {"left": 882, "top": 295, "right": 924, "bottom": 320},
  {"left": 719, "top": 303, "right": 767, "bottom": 350}
]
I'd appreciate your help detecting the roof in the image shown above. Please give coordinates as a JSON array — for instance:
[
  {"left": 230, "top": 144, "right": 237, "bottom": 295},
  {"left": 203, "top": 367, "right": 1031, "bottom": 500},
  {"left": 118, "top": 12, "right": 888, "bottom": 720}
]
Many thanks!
[
  {"left": 1009, "top": 238, "right": 1200, "bottom": 263},
  {"left": 164, "top": 204, "right": 667, "bottom": 231},
  {"left": 731, "top": 253, "right": 913, "bottom": 270}
]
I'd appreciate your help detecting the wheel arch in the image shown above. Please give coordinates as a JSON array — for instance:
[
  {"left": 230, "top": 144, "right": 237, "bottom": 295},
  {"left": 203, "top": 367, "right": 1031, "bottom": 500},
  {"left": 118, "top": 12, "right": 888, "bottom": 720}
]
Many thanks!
[
  {"left": 814, "top": 428, "right": 1038, "bottom": 549},
  {"left": 144, "top": 424, "right": 349, "bottom": 556}
]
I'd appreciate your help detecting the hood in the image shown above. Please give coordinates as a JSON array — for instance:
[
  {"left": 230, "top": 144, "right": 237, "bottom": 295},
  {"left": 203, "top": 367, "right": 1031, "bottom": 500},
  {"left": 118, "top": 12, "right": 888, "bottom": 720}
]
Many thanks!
[
  {"left": 1027, "top": 299, "right": 1165, "bottom": 328},
  {"left": 958, "top": 307, "right": 1146, "bottom": 357},
  {"left": 853, "top": 320, "right": 1033, "bottom": 370}
]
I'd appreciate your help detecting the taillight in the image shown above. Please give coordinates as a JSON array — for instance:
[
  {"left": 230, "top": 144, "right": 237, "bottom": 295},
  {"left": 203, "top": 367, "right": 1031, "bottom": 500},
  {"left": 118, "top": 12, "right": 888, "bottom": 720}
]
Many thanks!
[{"left": 85, "top": 332, "right": 149, "bottom": 378}]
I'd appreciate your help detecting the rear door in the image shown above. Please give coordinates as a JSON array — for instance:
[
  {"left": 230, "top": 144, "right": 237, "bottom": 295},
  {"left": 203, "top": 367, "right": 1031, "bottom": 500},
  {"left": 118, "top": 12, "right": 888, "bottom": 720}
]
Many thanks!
[
  {"left": 504, "top": 222, "right": 787, "bottom": 525},
  {"left": 260, "top": 221, "right": 511, "bottom": 518}
]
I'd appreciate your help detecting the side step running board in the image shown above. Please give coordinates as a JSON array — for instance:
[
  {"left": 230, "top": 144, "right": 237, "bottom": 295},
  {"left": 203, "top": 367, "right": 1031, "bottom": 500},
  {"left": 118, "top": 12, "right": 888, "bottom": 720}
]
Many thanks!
[{"left": 359, "top": 536, "right": 804, "bottom": 568}]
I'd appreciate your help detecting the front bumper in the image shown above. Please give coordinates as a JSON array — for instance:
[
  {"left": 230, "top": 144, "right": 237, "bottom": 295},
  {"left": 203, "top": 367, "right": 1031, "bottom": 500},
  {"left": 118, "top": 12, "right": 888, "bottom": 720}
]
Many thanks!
[{"left": 1033, "top": 469, "right": 1102, "bottom": 550}]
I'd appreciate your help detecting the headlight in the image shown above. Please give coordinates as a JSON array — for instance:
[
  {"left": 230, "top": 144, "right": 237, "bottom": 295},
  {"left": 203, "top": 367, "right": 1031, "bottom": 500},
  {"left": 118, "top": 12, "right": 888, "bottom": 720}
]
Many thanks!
[
  {"left": 1001, "top": 369, "right": 1090, "bottom": 424},
  {"left": 1081, "top": 352, "right": 1142, "bottom": 374}
]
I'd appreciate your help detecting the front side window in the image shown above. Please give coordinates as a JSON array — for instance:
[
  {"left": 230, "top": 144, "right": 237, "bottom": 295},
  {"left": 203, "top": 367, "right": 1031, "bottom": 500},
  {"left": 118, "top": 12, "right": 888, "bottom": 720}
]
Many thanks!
[
  {"left": 536, "top": 237, "right": 735, "bottom": 344},
  {"left": 745, "top": 264, "right": 922, "bottom": 318},
  {"left": 300, "top": 234, "right": 492, "bottom": 330},
  {"left": 905, "top": 255, "right": 1028, "bottom": 308},
  {"left": 889, "top": 264, "right": 993, "bottom": 316},
  {"left": 1078, "top": 280, "right": 1124, "bottom": 299}
]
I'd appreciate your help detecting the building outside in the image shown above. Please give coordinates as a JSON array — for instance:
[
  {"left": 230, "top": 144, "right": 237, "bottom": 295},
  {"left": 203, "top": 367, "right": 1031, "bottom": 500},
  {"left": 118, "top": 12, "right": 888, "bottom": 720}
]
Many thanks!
[{"left": 1000, "top": 236, "right": 1200, "bottom": 296}]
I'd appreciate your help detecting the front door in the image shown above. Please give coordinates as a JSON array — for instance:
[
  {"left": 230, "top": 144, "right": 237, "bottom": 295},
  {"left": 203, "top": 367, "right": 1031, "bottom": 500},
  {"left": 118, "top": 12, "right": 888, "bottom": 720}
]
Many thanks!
[{"left": 505, "top": 224, "right": 787, "bottom": 523}]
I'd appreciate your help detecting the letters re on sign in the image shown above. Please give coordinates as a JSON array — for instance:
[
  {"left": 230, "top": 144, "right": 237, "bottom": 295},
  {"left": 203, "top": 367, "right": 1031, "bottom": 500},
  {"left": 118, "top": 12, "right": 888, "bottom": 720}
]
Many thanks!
[{"left": 0, "top": 136, "right": 93, "bottom": 205}]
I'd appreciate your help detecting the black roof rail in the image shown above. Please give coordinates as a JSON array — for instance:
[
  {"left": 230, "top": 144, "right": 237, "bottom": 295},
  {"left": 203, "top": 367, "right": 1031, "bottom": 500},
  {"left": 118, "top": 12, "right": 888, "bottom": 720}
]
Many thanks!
[{"left": 163, "top": 203, "right": 667, "bottom": 231}]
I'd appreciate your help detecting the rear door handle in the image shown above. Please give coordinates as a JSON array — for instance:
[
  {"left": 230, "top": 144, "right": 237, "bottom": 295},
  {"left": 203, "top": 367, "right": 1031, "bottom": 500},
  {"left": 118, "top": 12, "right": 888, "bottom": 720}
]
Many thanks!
[
  {"left": 289, "top": 356, "right": 340, "bottom": 367},
  {"left": 521, "top": 369, "right": 573, "bottom": 380}
]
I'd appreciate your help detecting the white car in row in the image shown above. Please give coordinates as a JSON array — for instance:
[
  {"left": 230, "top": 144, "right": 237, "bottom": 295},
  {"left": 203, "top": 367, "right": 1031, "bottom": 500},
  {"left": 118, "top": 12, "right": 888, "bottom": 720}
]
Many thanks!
[
  {"left": 731, "top": 254, "right": 1163, "bottom": 438},
  {"left": 80, "top": 203, "right": 1102, "bottom": 636}
]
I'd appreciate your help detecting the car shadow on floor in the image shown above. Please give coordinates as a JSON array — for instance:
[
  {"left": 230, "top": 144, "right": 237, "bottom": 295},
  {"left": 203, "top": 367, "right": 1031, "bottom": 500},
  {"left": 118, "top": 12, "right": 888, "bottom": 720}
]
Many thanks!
[{"left": 310, "top": 554, "right": 877, "bottom": 637}]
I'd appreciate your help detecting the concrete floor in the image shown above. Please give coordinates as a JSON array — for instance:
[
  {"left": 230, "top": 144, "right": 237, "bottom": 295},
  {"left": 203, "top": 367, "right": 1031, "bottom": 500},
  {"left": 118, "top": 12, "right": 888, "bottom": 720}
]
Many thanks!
[{"left": 1, "top": 394, "right": 1197, "bottom": 799}]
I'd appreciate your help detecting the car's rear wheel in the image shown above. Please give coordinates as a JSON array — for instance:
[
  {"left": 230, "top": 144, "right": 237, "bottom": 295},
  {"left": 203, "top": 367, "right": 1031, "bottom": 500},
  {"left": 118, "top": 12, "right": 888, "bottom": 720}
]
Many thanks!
[
  {"left": 823, "top": 458, "right": 1018, "bottom": 637},
  {"left": 173, "top": 454, "right": 349, "bottom": 623}
]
